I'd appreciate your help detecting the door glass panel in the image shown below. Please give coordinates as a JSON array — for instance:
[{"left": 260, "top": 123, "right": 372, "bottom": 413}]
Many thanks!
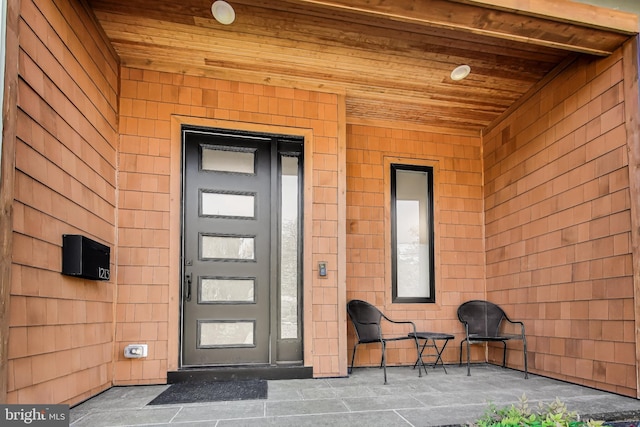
[
  {"left": 201, "top": 146, "right": 255, "bottom": 174},
  {"left": 200, "top": 278, "right": 255, "bottom": 303},
  {"left": 199, "top": 321, "right": 254, "bottom": 347},
  {"left": 202, "top": 192, "right": 255, "bottom": 218},
  {"left": 280, "top": 156, "right": 299, "bottom": 339},
  {"left": 201, "top": 235, "right": 255, "bottom": 260}
]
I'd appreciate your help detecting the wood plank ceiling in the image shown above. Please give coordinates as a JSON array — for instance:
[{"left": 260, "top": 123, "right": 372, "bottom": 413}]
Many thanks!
[{"left": 87, "top": 0, "right": 637, "bottom": 133}]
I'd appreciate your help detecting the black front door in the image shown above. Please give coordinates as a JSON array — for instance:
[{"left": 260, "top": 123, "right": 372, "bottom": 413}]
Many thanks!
[{"left": 181, "top": 127, "right": 303, "bottom": 367}]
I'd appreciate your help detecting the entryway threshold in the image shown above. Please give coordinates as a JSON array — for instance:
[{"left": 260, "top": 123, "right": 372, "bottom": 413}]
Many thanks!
[{"left": 167, "top": 365, "right": 313, "bottom": 383}]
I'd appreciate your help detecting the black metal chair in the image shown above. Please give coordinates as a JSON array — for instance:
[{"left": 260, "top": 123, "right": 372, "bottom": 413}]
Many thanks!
[
  {"left": 347, "top": 299, "right": 425, "bottom": 384},
  {"left": 457, "top": 300, "right": 528, "bottom": 379}
]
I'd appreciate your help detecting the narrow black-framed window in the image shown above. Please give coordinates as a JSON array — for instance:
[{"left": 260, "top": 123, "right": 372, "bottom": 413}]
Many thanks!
[{"left": 391, "top": 164, "right": 435, "bottom": 303}]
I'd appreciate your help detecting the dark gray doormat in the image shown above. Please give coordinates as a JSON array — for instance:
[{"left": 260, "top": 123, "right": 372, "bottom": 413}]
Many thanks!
[{"left": 148, "top": 379, "right": 267, "bottom": 405}]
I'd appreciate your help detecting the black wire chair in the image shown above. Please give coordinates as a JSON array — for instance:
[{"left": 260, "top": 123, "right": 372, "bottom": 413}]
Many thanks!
[
  {"left": 457, "top": 300, "right": 528, "bottom": 379},
  {"left": 347, "top": 299, "right": 425, "bottom": 384}
]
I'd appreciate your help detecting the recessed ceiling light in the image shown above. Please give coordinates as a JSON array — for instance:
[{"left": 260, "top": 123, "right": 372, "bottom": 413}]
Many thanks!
[
  {"left": 451, "top": 65, "right": 471, "bottom": 81},
  {"left": 212, "top": 0, "right": 235, "bottom": 25}
]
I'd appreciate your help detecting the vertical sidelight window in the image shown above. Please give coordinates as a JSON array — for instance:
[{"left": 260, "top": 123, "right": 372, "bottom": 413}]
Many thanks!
[
  {"left": 391, "top": 164, "right": 435, "bottom": 303},
  {"left": 279, "top": 154, "right": 301, "bottom": 339},
  {"left": 276, "top": 139, "right": 304, "bottom": 363}
]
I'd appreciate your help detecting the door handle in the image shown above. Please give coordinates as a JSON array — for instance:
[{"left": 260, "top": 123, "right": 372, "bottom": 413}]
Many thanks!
[{"left": 185, "top": 272, "right": 192, "bottom": 301}]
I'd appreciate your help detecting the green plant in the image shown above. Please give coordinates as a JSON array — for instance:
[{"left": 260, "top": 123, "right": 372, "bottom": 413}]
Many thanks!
[{"left": 471, "top": 394, "right": 606, "bottom": 427}]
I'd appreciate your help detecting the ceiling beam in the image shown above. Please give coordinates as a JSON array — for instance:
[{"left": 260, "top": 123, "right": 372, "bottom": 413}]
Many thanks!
[
  {"left": 456, "top": 0, "right": 638, "bottom": 34},
  {"left": 277, "top": 0, "right": 636, "bottom": 55}
]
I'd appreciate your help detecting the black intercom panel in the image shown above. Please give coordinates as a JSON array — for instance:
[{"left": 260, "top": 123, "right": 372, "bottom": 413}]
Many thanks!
[{"left": 61, "top": 235, "right": 111, "bottom": 281}]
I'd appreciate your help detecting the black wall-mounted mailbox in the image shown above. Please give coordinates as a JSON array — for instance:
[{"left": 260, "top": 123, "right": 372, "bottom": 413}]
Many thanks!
[{"left": 61, "top": 235, "right": 111, "bottom": 281}]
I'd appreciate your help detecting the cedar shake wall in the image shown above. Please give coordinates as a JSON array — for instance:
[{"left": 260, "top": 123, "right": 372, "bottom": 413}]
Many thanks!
[
  {"left": 8, "top": 0, "right": 639, "bottom": 405},
  {"left": 9, "top": 0, "right": 119, "bottom": 404},
  {"left": 116, "top": 67, "right": 342, "bottom": 383},
  {"left": 483, "top": 50, "right": 636, "bottom": 396},
  {"left": 345, "top": 124, "right": 485, "bottom": 367}
]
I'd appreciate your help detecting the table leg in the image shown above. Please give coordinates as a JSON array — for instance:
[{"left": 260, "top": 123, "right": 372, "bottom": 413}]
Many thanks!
[
  {"left": 413, "top": 338, "right": 451, "bottom": 374},
  {"left": 413, "top": 338, "right": 429, "bottom": 371},
  {"left": 432, "top": 339, "right": 450, "bottom": 374}
]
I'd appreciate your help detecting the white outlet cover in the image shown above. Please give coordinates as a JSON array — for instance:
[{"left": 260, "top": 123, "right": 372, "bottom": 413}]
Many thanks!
[{"left": 124, "top": 344, "right": 148, "bottom": 358}]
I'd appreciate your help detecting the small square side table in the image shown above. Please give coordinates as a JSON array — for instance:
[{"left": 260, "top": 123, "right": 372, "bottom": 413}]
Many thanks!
[{"left": 408, "top": 332, "right": 455, "bottom": 374}]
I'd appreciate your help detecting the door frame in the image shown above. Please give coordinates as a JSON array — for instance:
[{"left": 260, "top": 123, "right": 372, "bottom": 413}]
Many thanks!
[
  {"left": 168, "top": 117, "right": 315, "bottom": 371},
  {"left": 179, "top": 127, "right": 304, "bottom": 367}
]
